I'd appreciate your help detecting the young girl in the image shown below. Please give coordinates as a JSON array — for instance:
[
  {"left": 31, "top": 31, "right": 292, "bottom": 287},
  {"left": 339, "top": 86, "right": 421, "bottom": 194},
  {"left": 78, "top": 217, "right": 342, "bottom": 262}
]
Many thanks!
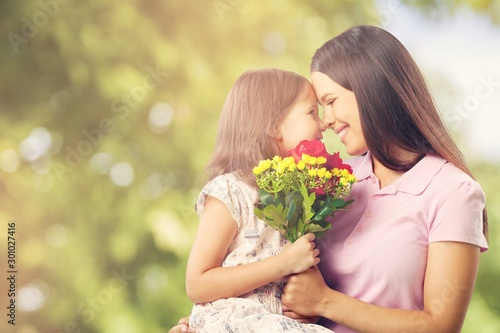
[{"left": 186, "top": 69, "right": 333, "bottom": 332}]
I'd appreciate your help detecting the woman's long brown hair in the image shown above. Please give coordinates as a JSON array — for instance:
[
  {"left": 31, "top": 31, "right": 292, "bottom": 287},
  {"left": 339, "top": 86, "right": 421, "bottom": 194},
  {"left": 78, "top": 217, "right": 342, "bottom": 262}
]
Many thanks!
[{"left": 311, "top": 25, "right": 488, "bottom": 238}]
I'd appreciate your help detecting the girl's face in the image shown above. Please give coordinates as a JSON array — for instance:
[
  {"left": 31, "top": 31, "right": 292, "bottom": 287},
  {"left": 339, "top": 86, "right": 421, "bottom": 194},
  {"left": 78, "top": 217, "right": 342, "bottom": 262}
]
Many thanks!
[
  {"left": 311, "top": 71, "right": 368, "bottom": 156},
  {"left": 276, "top": 84, "right": 325, "bottom": 156}
]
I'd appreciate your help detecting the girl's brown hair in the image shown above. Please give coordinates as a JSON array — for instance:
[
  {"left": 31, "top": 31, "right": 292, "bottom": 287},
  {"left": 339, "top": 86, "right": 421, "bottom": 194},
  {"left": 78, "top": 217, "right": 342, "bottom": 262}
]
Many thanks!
[
  {"left": 206, "top": 68, "right": 310, "bottom": 187},
  {"left": 311, "top": 25, "right": 488, "bottom": 237}
]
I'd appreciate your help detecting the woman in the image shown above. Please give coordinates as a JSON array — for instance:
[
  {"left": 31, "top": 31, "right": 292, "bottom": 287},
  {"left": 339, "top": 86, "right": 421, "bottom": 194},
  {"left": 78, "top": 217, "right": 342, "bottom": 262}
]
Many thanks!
[
  {"left": 282, "top": 25, "right": 488, "bottom": 333},
  {"left": 169, "top": 25, "right": 488, "bottom": 333}
]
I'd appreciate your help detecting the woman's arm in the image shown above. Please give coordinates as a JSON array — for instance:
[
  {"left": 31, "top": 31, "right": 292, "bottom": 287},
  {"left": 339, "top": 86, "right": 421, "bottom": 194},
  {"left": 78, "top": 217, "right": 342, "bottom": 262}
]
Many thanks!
[
  {"left": 186, "top": 196, "right": 320, "bottom": 304},
  {"left": 282, "top": 241, "right": 480, "bottom": 333}
]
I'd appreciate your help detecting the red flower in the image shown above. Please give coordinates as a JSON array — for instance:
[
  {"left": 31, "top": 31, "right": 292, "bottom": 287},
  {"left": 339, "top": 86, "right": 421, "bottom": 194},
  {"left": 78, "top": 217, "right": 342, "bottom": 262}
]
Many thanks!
[
  {"left": 289, "top": 139, "right": 329, "bottom": 162},
  {"left": 311, "top": 187, "right": 326, "bottom": 197},
  {"left": 326, "top": 152, "right": 353, "bottom": 174},
  {"left": 289, "top": 139, "right": 352, "bottom": 174}
]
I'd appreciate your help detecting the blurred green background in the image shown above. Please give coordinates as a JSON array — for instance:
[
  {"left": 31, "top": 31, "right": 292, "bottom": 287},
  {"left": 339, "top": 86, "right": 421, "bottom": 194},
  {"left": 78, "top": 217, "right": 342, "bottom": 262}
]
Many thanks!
[{"left": 0, "top": 0, "right": 499, "bottom": 332}]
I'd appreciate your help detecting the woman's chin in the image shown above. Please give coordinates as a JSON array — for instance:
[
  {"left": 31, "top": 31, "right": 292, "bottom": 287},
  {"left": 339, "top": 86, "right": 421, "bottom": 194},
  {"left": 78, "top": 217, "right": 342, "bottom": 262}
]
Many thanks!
[{"left": 345, "top": 145, "right": 368, "bottom": 157}]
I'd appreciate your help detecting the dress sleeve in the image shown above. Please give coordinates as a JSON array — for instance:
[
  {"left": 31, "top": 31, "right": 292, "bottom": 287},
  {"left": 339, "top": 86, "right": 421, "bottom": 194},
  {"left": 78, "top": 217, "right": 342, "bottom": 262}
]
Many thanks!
[
  {"left": 195, "top": 175, "right": 246, "bottom": 229},
  {"left": 429, "top": 179, "right": 488, "bottom": 252}
]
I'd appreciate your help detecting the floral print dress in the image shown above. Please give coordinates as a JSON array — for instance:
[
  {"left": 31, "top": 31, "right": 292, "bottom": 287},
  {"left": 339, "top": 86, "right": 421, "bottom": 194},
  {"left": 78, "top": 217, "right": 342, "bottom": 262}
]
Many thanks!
[{"left": 189, "top": 173, "right": 333, "bottom": 333}]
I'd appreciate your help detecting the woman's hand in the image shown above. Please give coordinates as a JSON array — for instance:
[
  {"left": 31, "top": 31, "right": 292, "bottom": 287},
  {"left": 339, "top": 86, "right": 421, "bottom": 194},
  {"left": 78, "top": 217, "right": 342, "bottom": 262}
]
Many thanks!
[
  {"left": 282, "top": 266, "right": 330, "bottom": 317},
  {"left": 168, "top": 317, "right": 194, "bottom": 333},
  {"left": 282, "top": 304, "right": 320, "bottom": 324},
  {"left": 279, "top": 233, "right": 320, "bottom": 274}
]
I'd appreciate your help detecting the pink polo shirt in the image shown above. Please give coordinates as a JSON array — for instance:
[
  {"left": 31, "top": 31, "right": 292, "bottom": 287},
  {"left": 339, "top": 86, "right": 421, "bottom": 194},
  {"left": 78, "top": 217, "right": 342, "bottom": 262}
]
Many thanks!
[{"left": 316, "top": 153, "right": 488, "bottom": 332}]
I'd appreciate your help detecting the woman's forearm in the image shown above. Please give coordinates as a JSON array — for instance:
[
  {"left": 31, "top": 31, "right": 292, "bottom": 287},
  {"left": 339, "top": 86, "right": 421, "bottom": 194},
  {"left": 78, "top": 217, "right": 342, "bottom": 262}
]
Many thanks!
[{"left": 319, "top": 291, "right": 447, "bottom": 333}]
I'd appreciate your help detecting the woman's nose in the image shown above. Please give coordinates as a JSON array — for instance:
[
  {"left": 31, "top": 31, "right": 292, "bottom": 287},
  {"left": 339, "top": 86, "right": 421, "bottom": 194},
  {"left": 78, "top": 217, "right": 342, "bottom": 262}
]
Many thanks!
[{"left": 322, "top": 110, "right": 336, "bottom": 129}]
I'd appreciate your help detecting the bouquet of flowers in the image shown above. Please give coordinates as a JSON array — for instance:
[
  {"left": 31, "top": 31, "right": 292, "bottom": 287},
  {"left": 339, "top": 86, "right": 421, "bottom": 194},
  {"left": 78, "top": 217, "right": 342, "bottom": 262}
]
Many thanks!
[{"left": 253, "top": 139, "right": 356, "bottom": 242}]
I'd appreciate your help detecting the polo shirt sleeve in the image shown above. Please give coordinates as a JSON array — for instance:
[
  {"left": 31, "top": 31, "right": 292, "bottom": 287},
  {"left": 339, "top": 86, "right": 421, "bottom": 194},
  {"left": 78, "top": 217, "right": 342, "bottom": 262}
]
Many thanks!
[{"left": 429, "top": 179, "right": 488, "bottom": 251}]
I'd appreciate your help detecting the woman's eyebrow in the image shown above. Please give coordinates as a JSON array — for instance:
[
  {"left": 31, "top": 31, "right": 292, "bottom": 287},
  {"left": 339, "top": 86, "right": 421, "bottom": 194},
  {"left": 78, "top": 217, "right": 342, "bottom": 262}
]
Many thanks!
[{"left": 318, "top": 93, "right": 333, "bottom": 104}]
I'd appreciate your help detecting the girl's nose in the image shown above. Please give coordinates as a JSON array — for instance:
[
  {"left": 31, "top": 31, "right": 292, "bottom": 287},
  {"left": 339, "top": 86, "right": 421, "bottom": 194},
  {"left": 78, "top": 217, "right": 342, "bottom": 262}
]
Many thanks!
[{"left": 319, "top": 120, "right": 327, "bottom": 132}]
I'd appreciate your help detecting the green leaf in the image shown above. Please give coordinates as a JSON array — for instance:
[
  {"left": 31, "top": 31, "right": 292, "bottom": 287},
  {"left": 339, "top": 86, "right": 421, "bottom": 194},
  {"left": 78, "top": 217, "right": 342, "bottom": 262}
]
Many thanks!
[
  {"left": 300, "top": 184, "right": 316, "bottom": 222},
  {"left": 258, "top": 188, "right": 277, "bottom": 206},
  {"left": 254, "top": 203, "right": 288, "bottom": 233},
  {"left": 284, "top": 191, "right": 303, "bottom": 226},
  {"left": 304, "top": 223, "right": 332, "bottom": 236},
  {"left": 312, "top": 203, "right": 334, "bottom": 221},
  {"left": 328, "top": 197, "right": 348, "bottom": 209},
  {"left": 343, "top": 199, "right": 354, "bottom": 207}
]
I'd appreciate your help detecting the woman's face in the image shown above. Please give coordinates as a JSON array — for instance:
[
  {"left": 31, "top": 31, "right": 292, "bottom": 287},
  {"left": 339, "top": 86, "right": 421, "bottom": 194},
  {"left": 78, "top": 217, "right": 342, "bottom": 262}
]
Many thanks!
[
  {"left": 311, "top": 71, "right": 368, "bottom": 156},
  {"left": 276, "top": 84, "right": 325, "bottom": 156}
]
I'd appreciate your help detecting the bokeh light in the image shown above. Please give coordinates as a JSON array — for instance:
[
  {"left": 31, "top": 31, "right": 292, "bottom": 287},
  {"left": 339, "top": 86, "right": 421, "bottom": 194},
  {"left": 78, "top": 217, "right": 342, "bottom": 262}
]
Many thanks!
[
  {"left": 89, "top": 152, "right": 114, "bottom": 175},
  {"left": 19, "top": 127, "right": 53, "bottom": 162},
  {"left": 45, "top": 224, "right": 70, "bottom": 248},
  {"left": 148, "top": 102, "right": 173, "bottom": 133},
  {"left": 18, "top": 280, "right": 50, "bottom": 313},
  {"left": 0, "top": 149, "right": 20, "bottom": 173},
  {"left": 109, "top": 162, "right": 135, "bottom": 187}
]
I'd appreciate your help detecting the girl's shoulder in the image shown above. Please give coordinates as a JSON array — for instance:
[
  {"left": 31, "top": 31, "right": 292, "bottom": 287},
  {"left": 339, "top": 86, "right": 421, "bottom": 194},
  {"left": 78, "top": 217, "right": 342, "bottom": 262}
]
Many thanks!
[
  {"left": 203, "top": 173, "right": 254, "bottom": 194},
  {"left": 197, "top": 173, "right": 256, "bottom": 228}
]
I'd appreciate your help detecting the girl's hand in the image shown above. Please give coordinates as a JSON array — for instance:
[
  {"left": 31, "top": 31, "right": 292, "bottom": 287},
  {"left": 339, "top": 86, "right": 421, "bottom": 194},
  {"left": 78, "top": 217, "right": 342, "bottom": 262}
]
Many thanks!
[
  {"left": 168, "top": 317, "right": 195, "bottom": 333},
  {"left": 279, "top": 233, "right": 320, "bottom": 274},
  {"left": 282, "top": 304, "right": 320, "bottom": 324},
  {"left": 282, "top": 266, "right": 329, "bottom": 317}
]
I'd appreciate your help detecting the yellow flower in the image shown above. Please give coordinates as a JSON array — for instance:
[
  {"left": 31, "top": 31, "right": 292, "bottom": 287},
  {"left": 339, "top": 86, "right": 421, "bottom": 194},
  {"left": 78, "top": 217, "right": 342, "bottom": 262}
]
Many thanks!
[
  {"left": 297, "top": 160, "right": 305, "bottom": 170},
  {"left": 308, "top": 156, "right": 317, "bottom": 165},
  {"left": 317, "top": 167, "right": 326, "bottom": 178},
  {"left": 348, "top": 175, "right": 357, "bottom": 183},
  {"left": 332, "top": 168, "right": 340, "bottom": 177},
  {"left": 301, "top": 154, "right": 311, "bottom": 163},
  {"left": 341, "top": 169, "right": 351, "bottom": 178},
  {"left": 273, "top": 156, "right": 282, "bottom": 163},
  {"left": 339, "top": 177, "right": 348, "bottom": 187},
  {"left": 308, "top": 169, "right": 317, "bottom": 177},
  {"left": 316, "top": 156, "right": 327, "bottom": 165},
  {"left": 276, "top": 165, "right": 285, "bottom": 175},
  {"left": 259, "top": 159, "right": 271, "bottom": 171},
  {"left": 324, "top": 171, "right": 333, "bottom": 179}
]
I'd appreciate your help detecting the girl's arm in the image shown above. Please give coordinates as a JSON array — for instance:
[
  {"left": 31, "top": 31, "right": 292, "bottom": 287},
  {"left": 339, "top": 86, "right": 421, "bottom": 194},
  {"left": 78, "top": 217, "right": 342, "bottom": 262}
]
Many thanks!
[
  {"left": 282, "top": 241, "right": 480, "bottom": 333},
  {"left": 186, "top": 196, "right": 320, "bottom": 304}
]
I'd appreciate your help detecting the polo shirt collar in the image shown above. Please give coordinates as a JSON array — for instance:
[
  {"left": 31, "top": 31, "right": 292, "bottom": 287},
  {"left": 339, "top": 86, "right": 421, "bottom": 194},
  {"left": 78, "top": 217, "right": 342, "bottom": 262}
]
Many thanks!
[
  {"left": 351, "top": 152, "right": 373, "bottom": 181},
  {"left": 396, "top": 154, "right": 447, "bottom": 195},
  {"left": 353, "top": 152, "right": 448, "bottom": 196}
]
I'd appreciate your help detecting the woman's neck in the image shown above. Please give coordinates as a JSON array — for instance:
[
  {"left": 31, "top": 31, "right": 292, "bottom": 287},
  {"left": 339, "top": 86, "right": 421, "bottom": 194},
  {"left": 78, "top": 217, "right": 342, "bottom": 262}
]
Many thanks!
[{"left": 371, "top": 150, "right": 420, "bottom": 189}]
